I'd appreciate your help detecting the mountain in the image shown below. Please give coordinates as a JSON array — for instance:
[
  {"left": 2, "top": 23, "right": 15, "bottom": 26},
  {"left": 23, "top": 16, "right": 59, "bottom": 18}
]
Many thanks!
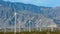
[{"left": 0, "top": 0, "right": 60, "bottom": 29}]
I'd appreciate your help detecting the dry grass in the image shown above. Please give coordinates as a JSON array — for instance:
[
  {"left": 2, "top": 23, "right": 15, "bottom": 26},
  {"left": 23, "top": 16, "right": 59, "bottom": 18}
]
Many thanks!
[
  {"left": 0, "top": 29, "right": 60, "bottom": 34},
  {"left": 0, "top": 31, "right": 60, "bottom": 34}
]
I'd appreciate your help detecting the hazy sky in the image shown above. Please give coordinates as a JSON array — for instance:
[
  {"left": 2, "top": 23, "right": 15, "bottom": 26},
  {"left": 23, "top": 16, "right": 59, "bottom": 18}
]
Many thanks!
[{"left": 4, "top": 0, "right": 60, "bottom": 7}]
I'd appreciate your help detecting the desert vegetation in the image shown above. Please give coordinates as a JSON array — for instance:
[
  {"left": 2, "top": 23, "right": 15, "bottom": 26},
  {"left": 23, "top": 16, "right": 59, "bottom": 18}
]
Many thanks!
[{"left": 0, "top": 28, "right": 60, "bottom": 34}]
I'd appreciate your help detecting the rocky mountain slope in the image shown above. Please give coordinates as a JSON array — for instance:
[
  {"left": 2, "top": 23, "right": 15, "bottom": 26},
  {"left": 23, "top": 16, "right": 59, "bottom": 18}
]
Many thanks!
[{"left": 0, "top": 0, "right": 60, "bottom": 29}]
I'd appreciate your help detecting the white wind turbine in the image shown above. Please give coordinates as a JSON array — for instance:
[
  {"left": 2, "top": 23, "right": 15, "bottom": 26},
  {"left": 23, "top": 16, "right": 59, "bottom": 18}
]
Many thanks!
[
  {"left": 13, "top": 3, "right": 17, "bottom": 34},
  {"left": 35, "top": 16, "right": 42, "bottom": 32},
  {"left": 14, "top": 12, "right": 17, "bottom": 34},
  {"left": 4, "top": 15, "right": 15, "bottom": 33},
  {"left": 18, "top": 18, "right": 21, "bottom": 32}
]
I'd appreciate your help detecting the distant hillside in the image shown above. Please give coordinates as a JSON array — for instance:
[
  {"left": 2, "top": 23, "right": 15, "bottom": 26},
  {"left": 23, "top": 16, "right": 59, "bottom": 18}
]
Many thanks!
[{"left": 0, "top": 0, "right": 60, "bottom": 28}]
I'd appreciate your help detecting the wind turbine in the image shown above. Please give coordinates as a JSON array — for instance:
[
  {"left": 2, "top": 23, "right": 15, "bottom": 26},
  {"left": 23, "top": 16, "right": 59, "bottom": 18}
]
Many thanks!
[
  {"left": 13, "top": 3, "right": 17, "bottom": 34},
  {"left": 18, "top": 18, "right": 21, "bottom": 32},
  {"left": 35, "top": 17, "right": 42, "bottom": 32},
  {"left": 39, "top": 19, "right": 42, "bottom": 31},
  {"left": 17, "top": 13, "right": 22, "bottom": 32},
  {"left": 4, "top": 11, "right": 7, "bottom": 34},
  {"left": 14, "top": 12, "right": 17, "bottom": 34}
]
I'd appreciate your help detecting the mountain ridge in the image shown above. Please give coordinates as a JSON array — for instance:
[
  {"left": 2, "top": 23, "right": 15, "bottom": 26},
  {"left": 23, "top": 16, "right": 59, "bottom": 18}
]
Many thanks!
[{"left": 0, "top": 0, "right": 60, "bottom": 28}]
